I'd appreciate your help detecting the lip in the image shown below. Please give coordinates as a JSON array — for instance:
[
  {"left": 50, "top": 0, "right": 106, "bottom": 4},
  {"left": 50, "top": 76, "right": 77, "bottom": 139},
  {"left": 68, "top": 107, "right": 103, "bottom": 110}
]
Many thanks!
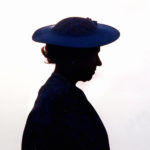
[{"left": 92, "top": 69, "right": 96, "bottom": 74}]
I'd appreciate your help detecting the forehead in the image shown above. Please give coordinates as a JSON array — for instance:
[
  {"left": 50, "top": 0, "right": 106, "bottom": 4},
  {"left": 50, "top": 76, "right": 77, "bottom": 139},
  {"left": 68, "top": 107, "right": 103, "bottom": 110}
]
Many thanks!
[
  {"left": 85, "top": 47, "right": 100, "bottom": 54},
  {"left": 75, "top": 47, "right": 100, "bottom": 59}
]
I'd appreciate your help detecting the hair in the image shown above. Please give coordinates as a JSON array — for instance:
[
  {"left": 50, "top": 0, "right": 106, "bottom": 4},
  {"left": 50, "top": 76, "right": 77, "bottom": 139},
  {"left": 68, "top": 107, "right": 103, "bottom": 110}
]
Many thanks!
[{"left": 41, "top": 44, "right": 99, "bottom": 64}]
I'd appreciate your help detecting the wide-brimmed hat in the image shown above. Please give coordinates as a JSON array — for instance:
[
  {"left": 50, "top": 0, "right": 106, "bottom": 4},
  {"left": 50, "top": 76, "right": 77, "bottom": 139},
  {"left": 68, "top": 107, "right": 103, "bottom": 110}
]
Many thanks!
[{"left": 32, "top": 17, "right": 120, "bottom": 48}]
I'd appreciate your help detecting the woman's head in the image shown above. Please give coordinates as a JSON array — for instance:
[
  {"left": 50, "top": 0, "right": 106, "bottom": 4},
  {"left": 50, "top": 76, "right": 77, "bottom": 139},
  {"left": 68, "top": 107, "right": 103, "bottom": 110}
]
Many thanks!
[
  {"left": 33, "top": 16, "right": 120, "bottom": 83},
  {"left": 41, "top": 44, "right": 102, "bottom": 82}
]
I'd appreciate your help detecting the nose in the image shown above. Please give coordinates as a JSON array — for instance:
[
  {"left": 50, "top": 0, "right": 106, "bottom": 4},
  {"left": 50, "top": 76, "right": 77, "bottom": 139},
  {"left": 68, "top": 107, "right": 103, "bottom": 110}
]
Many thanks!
[{"left": 97, "top": 56, "right": 102, "bottom": 66}]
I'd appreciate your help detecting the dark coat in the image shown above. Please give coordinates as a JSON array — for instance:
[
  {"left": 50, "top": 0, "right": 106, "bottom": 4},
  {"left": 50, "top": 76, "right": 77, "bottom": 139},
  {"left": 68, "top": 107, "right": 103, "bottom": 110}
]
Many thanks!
[{"left": 22, "top": 73, "right": 110, "bottom": 150}]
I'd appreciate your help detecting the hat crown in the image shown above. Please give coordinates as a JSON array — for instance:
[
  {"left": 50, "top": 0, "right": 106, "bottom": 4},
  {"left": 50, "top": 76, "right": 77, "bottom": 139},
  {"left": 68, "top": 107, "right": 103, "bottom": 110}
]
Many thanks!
[{"left": 52, "top": 17, "right": 98, "bottom": 36}]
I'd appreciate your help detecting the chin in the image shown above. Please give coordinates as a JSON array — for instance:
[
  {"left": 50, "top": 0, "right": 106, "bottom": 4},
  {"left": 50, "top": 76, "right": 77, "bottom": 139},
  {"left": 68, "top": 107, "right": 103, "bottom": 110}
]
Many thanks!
[{"left": 80, "top": 73, "right": 94, "bottom": 82}]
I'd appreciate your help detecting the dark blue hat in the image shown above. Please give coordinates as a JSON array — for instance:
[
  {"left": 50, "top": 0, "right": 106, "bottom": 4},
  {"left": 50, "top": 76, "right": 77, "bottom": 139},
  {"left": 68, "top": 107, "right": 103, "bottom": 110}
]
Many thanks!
[{"left": 32, "top": 17, "right": 120, "bottom": 48}]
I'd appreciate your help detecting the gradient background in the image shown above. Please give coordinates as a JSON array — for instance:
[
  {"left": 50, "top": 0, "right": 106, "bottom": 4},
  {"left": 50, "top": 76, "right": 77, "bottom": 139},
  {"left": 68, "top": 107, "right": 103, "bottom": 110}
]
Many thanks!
[{"left": 0, "top": 0, "right": 150, "bottom": 149}]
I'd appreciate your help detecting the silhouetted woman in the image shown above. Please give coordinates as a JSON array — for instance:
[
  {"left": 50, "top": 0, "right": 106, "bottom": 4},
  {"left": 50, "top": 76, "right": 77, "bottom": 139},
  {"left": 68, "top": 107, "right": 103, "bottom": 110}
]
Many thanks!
[{"left": 22, "top": 17, "right": 120, "bottom": 150}]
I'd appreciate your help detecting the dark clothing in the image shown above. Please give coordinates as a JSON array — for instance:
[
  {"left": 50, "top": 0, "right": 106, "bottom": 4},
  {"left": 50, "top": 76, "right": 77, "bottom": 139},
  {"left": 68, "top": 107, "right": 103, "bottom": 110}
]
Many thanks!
[{"left": 22, "top": 73, "right": 110, "bottom": 150}]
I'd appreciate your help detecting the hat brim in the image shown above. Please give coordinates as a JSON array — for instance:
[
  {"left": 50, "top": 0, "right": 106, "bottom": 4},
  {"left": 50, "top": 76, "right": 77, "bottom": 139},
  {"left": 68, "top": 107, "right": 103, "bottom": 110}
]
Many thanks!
[{"left": 32, "top": 23, "right": 120, "bottom": 48}]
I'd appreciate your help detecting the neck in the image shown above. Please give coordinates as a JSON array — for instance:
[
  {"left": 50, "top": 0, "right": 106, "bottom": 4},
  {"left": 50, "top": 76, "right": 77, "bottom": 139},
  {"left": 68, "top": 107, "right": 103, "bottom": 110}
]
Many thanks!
[{"left": 53, "top": 64, "right": 78, "bottom": 85}]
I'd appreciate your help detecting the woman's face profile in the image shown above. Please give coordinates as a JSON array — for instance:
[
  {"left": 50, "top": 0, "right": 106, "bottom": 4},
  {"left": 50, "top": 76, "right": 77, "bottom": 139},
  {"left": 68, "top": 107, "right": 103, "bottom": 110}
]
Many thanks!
[
  {"left": 43, "top": 45, "right": 102, "bottom": 83},
  {"left": 74, "top": 47, "right": 102, "bottom": 82}
]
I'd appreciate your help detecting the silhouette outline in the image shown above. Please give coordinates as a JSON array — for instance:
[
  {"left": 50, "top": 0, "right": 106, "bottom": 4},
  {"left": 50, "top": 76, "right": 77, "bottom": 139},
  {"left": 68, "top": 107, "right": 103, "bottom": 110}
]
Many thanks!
[{"left": 22, "top": 17, "right": 120, "bottom": 150}]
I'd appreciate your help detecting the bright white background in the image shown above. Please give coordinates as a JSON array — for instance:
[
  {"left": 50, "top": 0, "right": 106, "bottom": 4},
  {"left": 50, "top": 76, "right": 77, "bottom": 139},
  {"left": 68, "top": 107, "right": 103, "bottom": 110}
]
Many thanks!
[{"left": 0, "top": 0, "right": 150, "bottom": 150}]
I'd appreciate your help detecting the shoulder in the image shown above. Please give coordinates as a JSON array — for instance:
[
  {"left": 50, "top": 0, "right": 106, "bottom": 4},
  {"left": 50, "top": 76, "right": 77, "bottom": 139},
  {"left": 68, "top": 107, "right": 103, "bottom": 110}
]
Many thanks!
[
  {"left": 38, "top": 73, "right": 71, "bottom": 99},
  {"left": 28, "top": 81, "right": 70, "bottom": 124},
  {"left": 35, "top": 80, "right": 70, "bottom": 109}
]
